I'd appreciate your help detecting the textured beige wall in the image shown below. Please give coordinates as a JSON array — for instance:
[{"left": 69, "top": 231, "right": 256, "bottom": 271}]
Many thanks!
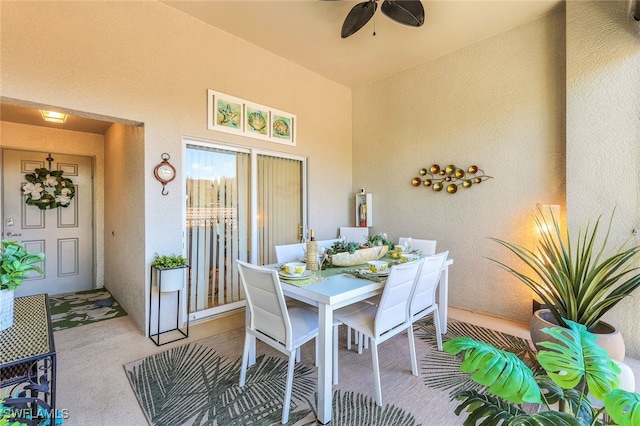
[
  {"left": 567, "top": 1, "right": 640, "bottom": 358},
  {"left": 1, "top": 2, "right": 352, "bottom": 332},
  {"left": 0, "top": 121, "right": 106, "bottom": 289},
  {"left": 353, "top": 12, "right": 566, "bottom": 324},
  {"left": 104, "top": 123, "right": 146, "bottom": 329}
]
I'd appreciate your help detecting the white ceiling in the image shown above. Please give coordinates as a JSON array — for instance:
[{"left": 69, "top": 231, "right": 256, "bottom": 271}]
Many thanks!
[
  {"left": 1, "top": 1, "right": 564, "bottom": 133},
  {"left": 163, "top": 0, "right": 565, "bottom": 88}
]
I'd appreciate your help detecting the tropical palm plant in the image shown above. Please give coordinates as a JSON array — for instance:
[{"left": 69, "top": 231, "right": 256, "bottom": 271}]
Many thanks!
[
  {"left": 489, "top": 207, "right": 640, "bottom": 330},
  {"left": 443, "top": 320, "right": 640, "bottom": 426}
]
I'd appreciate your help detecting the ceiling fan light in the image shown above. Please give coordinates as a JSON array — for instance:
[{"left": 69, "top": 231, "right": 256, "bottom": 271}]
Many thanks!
[
  {"left": 380, "top": 0, "right": 425, "bottom": 27},
  {"left": 341, "top": 0, "right": 378, "bottom": 38},
  {"left": 40, "top": 110, "right": 68, "bottom": 123}
]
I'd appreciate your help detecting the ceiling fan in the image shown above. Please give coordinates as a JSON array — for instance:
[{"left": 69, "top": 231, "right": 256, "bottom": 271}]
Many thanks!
[{"left": 341, "top": 0, "right": 425, "bottom": 39}]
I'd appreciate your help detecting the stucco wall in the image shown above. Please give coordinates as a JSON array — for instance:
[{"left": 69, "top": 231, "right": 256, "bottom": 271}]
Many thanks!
[
  {"left": 1, "top": 1, "right": 353, "bottom": 333},
  {"left": 353, "top": 12, "right": 566, "bottom": 324},
  {"left": 0, "top": 122, "right": 106, "bottom": 289},
  {"left": 566, "top": 0, "right": 640, "bottom": 358}
]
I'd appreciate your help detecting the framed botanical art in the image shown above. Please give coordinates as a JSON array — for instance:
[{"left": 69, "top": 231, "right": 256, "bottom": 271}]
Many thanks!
[
  {"left": 270, "top": 109, "right": 296, "bottom": 145},
  {"left": 244, "top": 102, "right": 270, "bottom": 140},
  {"left": 207, "top": 90, "right": 244, "bottom": 134},
  {"left": 207, "top": 89, "right": 296, "bottom": 146}
]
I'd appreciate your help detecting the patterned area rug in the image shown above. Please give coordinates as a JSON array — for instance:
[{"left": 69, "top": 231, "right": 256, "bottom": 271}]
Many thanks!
[
  {"left": 124, "top": 318, "right": 534, "bottom": 426},
  {"left": 49, "top": 288, "right": 127, "bottom": 331}
]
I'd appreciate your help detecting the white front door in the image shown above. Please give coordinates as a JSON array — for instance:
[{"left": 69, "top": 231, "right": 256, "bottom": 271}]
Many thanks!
[{"left": 1, "top": 149, "right": 94, "bottom": 296}]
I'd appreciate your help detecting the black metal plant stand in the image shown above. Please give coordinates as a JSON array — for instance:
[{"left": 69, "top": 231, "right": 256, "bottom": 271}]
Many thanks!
[{"left": 148, "top": 265, "right": 190, "bottom": 346}]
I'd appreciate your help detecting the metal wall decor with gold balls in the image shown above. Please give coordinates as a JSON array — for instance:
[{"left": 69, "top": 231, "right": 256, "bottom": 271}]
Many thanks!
[{"left": 411, "top": 164, "right": 493, "bottom": 194}]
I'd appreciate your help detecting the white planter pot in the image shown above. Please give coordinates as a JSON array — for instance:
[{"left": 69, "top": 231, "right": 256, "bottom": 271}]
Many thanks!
[
  {"left": 530, "top": 309, "right": 625, "bottom": 361},
  {"left": 155, "top": 267, "right": 186, "bottom": 292},
  {"left": 0, "top": 288, "right": 15, "bottom": 330}
]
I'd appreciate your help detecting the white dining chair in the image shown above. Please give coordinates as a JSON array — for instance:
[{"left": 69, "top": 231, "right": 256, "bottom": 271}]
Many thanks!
[
  {"left": 407, "top": 250, "right": 448, "bottom": 375},
  {"left": 237, "top": 260, "right": 317, "bottom": 423},
  {"left": 339, "top": 226, "right": 369, "bottom": 244},
  {"left": 274, "top": 242, "right": 305, "bottom": 264},
  {"left": 398, "top": 237, "right": 437, "bottom": 255},
  {"left": 317, "top": 238, "right": 340, "bottom": 251},
  {"left": 237, "top": 260, "right": 339, "bottom": 423},
  {"left": 334, "top": 258, "right": 424, "bottom": 406}
]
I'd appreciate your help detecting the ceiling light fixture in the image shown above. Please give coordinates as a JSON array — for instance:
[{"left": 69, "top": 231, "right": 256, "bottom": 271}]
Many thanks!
[{"left": 40, "top": 110, "right": 67, "bottom": 124}]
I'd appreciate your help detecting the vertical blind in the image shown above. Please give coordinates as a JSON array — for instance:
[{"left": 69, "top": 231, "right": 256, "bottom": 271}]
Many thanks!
[
  {"left": 185, "top": 144, "right": 249, "bottom": 312},
  {"left": 257, "top": 154, "right": 303, "bottom": 265},
  {"left": 185, "top": 143, "right": 304, "bottom": 316}
]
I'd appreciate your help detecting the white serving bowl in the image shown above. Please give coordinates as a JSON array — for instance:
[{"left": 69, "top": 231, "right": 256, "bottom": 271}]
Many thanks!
[
  {"left": 284, "top": 262, "right": 306, "bottom": 276},
  {"left": 367, "top": 260, "right": 389, "bottom": 273},
  {"left": 400, "top": 253, "right": 420, "bottom": 263}
]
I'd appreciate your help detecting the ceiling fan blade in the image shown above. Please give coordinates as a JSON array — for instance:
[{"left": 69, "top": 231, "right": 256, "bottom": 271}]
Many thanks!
[
  {"left": 380, "top": 0, "right": 425, "bottom": 27},
  {"left": 341, "top": 1, "right": 377, "bottom": 38}
]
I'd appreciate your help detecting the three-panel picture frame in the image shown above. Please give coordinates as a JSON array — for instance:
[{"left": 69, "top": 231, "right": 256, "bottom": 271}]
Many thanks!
[{"left": 207, "top": 89, "right": 296, "bottom": 146}]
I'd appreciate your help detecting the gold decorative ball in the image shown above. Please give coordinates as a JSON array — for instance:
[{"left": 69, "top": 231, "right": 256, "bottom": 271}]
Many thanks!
[
  {"left": 447, "top": 184, "right": 458, "bottom": 194},
  {"left": 468, "top": 165, "right": 478, "bottom": 174},
  {"left": 430, "top": 164, "right": 440, "bottom": 174},
  {"left": 419, "top": 168, "right": 428, "bottom": 176},
  {"left": 463, "top": 180, "right": 473, "bottom": 188},
  {"left": 411, "top": 177, "right": 422, "bottom": 186},
  {"left": 474, "top": 177, "right": 482, "bottom": 184},
  {"left": 445, "top": 165, "right": 456, "bottom": 175},
  {"left": 433, "top": 182, "right": 443, "bottom": 191},
  {"left": 455, "top": 169, "right": 465, "bottom": 179},
  {"left": 423, "top": 179, "right": 432, "bottom": 187}
]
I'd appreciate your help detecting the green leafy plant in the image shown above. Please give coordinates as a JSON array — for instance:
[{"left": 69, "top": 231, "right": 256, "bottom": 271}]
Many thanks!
[
  {"left": 365, "top": 233, "right": 394, "bottom": 250},
  {"left": 151, "top": 253, "right": 188, "bottom": 269},
  {"left": 489, "top": 207, "right": 640, "bottom": 330},
  {"left": 0, "top": 240, "right": 45, "bottom": 291},
  {"left": 444, "top": 320, "right": 640, "bottom": 425}
]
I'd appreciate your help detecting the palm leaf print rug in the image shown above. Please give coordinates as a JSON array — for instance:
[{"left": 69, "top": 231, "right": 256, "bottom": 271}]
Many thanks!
[
  {"left": 49, "top": 288, "right": 127, "bottom": 331},
  {"left": 124, "top": 319, "right": 534, "bottom": 425}
]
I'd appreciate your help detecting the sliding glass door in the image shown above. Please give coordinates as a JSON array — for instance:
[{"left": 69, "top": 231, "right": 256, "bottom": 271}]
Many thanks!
[{"left": 185, "top": 141, "right": 306, "bottom": 319}]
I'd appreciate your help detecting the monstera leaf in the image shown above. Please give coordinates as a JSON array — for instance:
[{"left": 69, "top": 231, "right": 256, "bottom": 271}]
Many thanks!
[
  {"left": 443, "top": 337, "right": 541, "bottom": 404},
  {"left": 536, "top": 320, "right": 620, "bottom": 401},
  {"left": 604, "top": 389, "right": 640, "bottom": 426}
]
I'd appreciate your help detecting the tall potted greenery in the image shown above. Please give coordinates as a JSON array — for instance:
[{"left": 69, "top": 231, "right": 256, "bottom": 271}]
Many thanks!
[
  {"left": 489, "top": 207, "right": 640, "bottom": 360},
  {"left": 151, "top": 253, "right": 189, "bottom": 292},
  {"left": 443, "top": 320, "right": 640, "bottom": 426},
  {"left": 0, "top": 240, "right": 45, "bottom": 330}
]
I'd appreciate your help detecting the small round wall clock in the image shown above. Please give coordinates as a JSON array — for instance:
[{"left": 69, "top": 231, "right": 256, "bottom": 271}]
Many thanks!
[{"left": 154, "top": 153, "right": 176, "bottom": 196}]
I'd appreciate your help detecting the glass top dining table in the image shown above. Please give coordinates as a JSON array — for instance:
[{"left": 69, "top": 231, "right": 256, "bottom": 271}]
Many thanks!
[{"left": 247, "top": 257, "right": 453, "bottom": 424}]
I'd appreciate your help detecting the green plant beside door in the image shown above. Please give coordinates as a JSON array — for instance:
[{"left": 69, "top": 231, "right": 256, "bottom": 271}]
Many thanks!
[
  {"left": 151, "top": 253, "right": 188, "bottom": 293},
  {"left": 0, "top": 240, "right": 45, "bottom": 330},
  {"left": 443, "top": 320, "right": 640, "bottom": 426},
  {"left": 151, "top": 253, "right": 188, "bottom": 270}
]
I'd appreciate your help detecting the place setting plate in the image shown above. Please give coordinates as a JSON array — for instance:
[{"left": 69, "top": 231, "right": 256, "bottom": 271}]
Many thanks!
[
  {"left": 356, "top": 268, "right": 390, "bottom": 277},
  {"left": 279, "top": 270, "right": 314, "bottom": 280}
]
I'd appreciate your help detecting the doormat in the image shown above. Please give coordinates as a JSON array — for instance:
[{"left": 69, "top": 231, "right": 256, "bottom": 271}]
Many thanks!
[{"left": 49, "top": 288, "right": 127, "bottom": 331}]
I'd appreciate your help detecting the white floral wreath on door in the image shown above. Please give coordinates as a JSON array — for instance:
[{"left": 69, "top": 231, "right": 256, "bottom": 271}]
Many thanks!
[{"left": 22, "top": 168, "right": 76, "bottom": 210}]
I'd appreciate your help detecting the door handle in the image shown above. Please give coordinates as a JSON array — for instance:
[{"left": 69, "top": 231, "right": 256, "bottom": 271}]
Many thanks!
[{"left": 6, "top": 232, "right": 22, "bottom": 236}]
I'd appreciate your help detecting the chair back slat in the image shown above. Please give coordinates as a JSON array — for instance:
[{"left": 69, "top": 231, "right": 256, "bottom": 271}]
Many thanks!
[
  {"left": 410, "top": 251, "right": 448, "bottom": 317},
  {"left": 237, "top": 260, "right": 292, "bottom": 347},
  {"left": 399, "top": 237, "right": 437, "bottom": 255},
  {"left": 274, "top": 243, "right": 305, "bottom": 264},
  {"left": 374, "top": 259, "right": 423, "bottom": 337}
]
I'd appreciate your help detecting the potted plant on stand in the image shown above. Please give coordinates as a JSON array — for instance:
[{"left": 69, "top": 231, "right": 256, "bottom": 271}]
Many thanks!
[
  {"left": 151, "top": 253, "right": 189, "bottom": 292},
  {"left": 489, "top": 206, "right": 640, "bottom": 361},
  {"left": 0, "top": 240, "right": 45, "bottom": 330}
]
